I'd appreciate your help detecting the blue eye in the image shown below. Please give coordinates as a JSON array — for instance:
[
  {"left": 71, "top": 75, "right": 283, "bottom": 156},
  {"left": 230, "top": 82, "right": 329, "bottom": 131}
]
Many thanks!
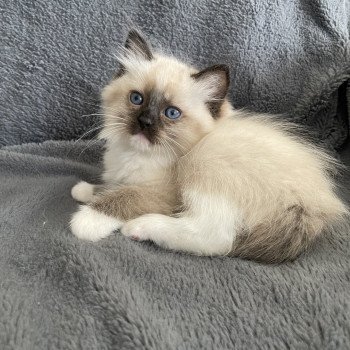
[
  {"left": 130, "top": 91, "right": 143, "bottom": 105},
  {"left": 164, "top": 106, "right": 181, "bottom": 120}
]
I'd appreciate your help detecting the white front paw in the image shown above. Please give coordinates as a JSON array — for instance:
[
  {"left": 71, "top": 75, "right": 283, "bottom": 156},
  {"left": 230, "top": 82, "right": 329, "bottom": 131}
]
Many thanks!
[
  {"left": 71, "top": 181, "right": 95, "bottom": 203},
  {"left": 70, "top": 205, "right": 122, "bottom": 241},
  {"left": 121, "top": 216, "right": 155, "bottom": 241}
]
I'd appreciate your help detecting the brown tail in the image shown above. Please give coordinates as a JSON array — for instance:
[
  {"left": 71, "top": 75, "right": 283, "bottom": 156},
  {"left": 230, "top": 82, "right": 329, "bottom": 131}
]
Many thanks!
[{"left": 231, "top": 205, "right": 329, "bottom": 263}]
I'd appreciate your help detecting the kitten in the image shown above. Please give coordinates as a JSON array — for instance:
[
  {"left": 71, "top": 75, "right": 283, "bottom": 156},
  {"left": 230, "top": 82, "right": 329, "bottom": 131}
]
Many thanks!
[{"left": 70, "top": 30, "right": 347, "bottom": 263}]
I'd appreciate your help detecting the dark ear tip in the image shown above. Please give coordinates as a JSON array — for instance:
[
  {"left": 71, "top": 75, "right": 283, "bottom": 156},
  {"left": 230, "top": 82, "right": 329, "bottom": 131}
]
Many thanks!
[
  {"left": 124, "top": 29, "right": 153, "bottom": 61},
  {"left": 215, "top": 64, "right": 230, "bottom": 81},
  {"left": 125, "top": 29, "right": 143, "bottom": 45},
  {"left": 191, "top": 64, "right": 230, "bottom": 82},
  {"left": 127, "top": 29, "right": 141, "bottom": 39}
]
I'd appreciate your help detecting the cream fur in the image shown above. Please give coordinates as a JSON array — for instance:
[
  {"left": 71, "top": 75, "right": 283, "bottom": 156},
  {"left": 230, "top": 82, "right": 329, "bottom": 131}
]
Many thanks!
[
  {"left": 122, "top": 192, "right": 240, "bottom": 255},
  {"left": 71, "top": 181, "right": 95, "bottom": 203},
  {"left": 70, "top": 33, "right": 347, "bottom": 262},
  {"left": 101, "top": 135, "right": 173, "bottom": 186},
  {"left": 71, "top": 205, "right": 123, "bottom": 241}
]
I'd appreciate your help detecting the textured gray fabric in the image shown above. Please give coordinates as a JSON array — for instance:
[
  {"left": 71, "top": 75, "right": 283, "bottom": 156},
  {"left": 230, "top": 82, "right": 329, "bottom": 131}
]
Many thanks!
[
  {"left": 1, "top": 0, "right": 350, "bottom": 148},
  {"left": 1, "top": 1, "right": 350, "bottom": 349},
  {"left": 0, "top": 140, "right": 350, "bottom": 349}
]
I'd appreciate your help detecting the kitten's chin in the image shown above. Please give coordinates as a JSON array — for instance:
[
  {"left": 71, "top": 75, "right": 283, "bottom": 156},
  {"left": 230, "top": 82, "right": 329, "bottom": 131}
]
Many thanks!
[{"left": 129, "top": 132, "right": 152, "bottom": 152}]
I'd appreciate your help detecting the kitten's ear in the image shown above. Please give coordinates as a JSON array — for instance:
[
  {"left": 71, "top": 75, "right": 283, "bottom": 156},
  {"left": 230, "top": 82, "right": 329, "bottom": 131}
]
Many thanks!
[
  {"left": 115, "top": 30, "right": 153, "bottom": 78},
  {"left": 125, "top": 29, "right": 153, "bottom": 61},
  {"left": 192, "top": 65, "right": 230, "bottom": 118}
]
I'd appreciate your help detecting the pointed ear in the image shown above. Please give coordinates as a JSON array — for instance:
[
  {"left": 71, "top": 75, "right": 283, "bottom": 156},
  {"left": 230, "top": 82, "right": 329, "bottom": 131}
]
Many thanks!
[
  {"left": 115, "top": 30, "right": 153, "bottom": 78},
  {"left": 191, "top": 65, "right": 230, "bottom": 118},
  {"left": 125, "top": 29, "right": 153, "bottom": 61}
]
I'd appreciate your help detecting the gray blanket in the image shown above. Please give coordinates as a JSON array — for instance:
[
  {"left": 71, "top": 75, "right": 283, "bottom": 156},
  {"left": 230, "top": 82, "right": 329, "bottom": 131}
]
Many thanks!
[
  {"left": 1, "top": 0, "right": 350, "bottom": 349},
  {"left": 1, "top": 0, "right": 349, "bottom": 148},
  {"left": 0, "top": 141, "right": 349, "bottom": 349}
]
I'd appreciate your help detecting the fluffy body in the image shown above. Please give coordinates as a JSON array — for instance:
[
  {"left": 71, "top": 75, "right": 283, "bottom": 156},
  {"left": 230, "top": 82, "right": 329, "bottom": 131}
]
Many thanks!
[{"left": 70, "top": 31, "right": 347, "bottom": 263}]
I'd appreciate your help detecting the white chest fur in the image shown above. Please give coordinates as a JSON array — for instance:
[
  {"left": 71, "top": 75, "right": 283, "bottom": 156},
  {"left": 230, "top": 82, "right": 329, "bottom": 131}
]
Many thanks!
[{"left": 102, "top": 139, "right": 170, "bottom": 185}]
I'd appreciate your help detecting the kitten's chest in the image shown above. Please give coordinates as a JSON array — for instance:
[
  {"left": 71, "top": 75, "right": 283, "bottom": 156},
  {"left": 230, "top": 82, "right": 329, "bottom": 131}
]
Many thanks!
[{"left": 102, "top": 145, "right": 163, "bottom": 185}]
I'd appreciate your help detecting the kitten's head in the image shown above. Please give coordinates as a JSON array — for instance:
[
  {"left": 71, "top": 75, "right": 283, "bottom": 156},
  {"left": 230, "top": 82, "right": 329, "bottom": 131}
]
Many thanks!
[{"left": 101, "top": 30, "right": 230, "bottom": 158}]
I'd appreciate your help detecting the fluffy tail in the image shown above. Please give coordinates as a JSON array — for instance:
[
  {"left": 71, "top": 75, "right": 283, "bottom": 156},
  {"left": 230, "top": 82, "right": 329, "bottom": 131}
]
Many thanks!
[{"left": 231, "top": 205, "right": 347, "bottom": 263}]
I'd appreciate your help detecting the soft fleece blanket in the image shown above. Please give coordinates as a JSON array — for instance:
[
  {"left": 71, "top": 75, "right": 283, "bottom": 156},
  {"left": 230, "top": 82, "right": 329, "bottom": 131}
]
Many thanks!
[
  {"left": 0, "top": 141, "right": 349, "bottom": 349},
  {"left": 1, "top": 0, "right": 350, "bottom": 349}
]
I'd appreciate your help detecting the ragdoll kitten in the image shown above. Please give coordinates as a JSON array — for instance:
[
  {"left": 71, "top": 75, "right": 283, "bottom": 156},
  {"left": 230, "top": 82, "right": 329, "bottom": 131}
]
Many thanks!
[{"left": 70, "top": 30, "right": 347, "bottom": 263}]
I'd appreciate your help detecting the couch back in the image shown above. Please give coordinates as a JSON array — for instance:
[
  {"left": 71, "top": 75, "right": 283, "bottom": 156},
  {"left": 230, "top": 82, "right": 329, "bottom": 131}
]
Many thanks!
[{"left": 1, "top": 0, "right": 349, "bottom": 148}]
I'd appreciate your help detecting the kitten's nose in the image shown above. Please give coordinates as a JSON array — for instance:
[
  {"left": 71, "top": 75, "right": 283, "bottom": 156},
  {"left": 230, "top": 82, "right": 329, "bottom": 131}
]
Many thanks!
[{"left": 137, "top": 114, "right": 153, "bottom": 129}]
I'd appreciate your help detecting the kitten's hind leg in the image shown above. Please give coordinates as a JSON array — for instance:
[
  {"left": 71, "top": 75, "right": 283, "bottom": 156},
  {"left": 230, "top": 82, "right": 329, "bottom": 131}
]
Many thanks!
[{"left": 122, "top": 192, "right": 241, "bottom": 256}]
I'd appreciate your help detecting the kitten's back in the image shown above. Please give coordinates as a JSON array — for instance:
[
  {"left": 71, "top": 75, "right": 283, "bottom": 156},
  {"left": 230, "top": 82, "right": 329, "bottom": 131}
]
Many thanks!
[{"left": 177, "top": 112, "right": 347, "bottom": 262}]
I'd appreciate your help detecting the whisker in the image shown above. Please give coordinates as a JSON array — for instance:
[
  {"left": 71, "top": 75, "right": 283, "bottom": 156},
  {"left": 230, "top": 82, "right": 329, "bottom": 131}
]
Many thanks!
[
  {"left": 158, "top": 139, "right": 172, "bottom": 170},
  {"left": 157, "top": 140, "right": 169, "bottom": 183},
  {"left": 77, "top": 138, "right": 103, "bottom": 159},
  {"left": 76, "top": 125, "right": 126, "bottom": 159},
  {"left": 78, "top": 114, "right": 128, "bottom": 126},
  {"left": 163, "top": 133, "right": 187, "bottom": 153},
  {"left": 162, "top": 137, "right": 177, "bottom": 160},
  {"left": 72, "top": 124, "right": 105, "bottom": 145},
  {"left": 76, "top": 121, "right": 126, "bottom": 140}
]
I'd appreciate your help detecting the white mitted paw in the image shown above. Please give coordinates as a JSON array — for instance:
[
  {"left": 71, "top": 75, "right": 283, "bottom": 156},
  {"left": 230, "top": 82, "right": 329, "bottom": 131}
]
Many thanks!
[
  {"left": 70, "top": 205, "right": 122, "bottom": 241},
  {"left": 121, "top": 214, "right": 160, "bottom": 241},
  {"left": 71, "top": 181, "right": 95, "bottom": 203}
]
